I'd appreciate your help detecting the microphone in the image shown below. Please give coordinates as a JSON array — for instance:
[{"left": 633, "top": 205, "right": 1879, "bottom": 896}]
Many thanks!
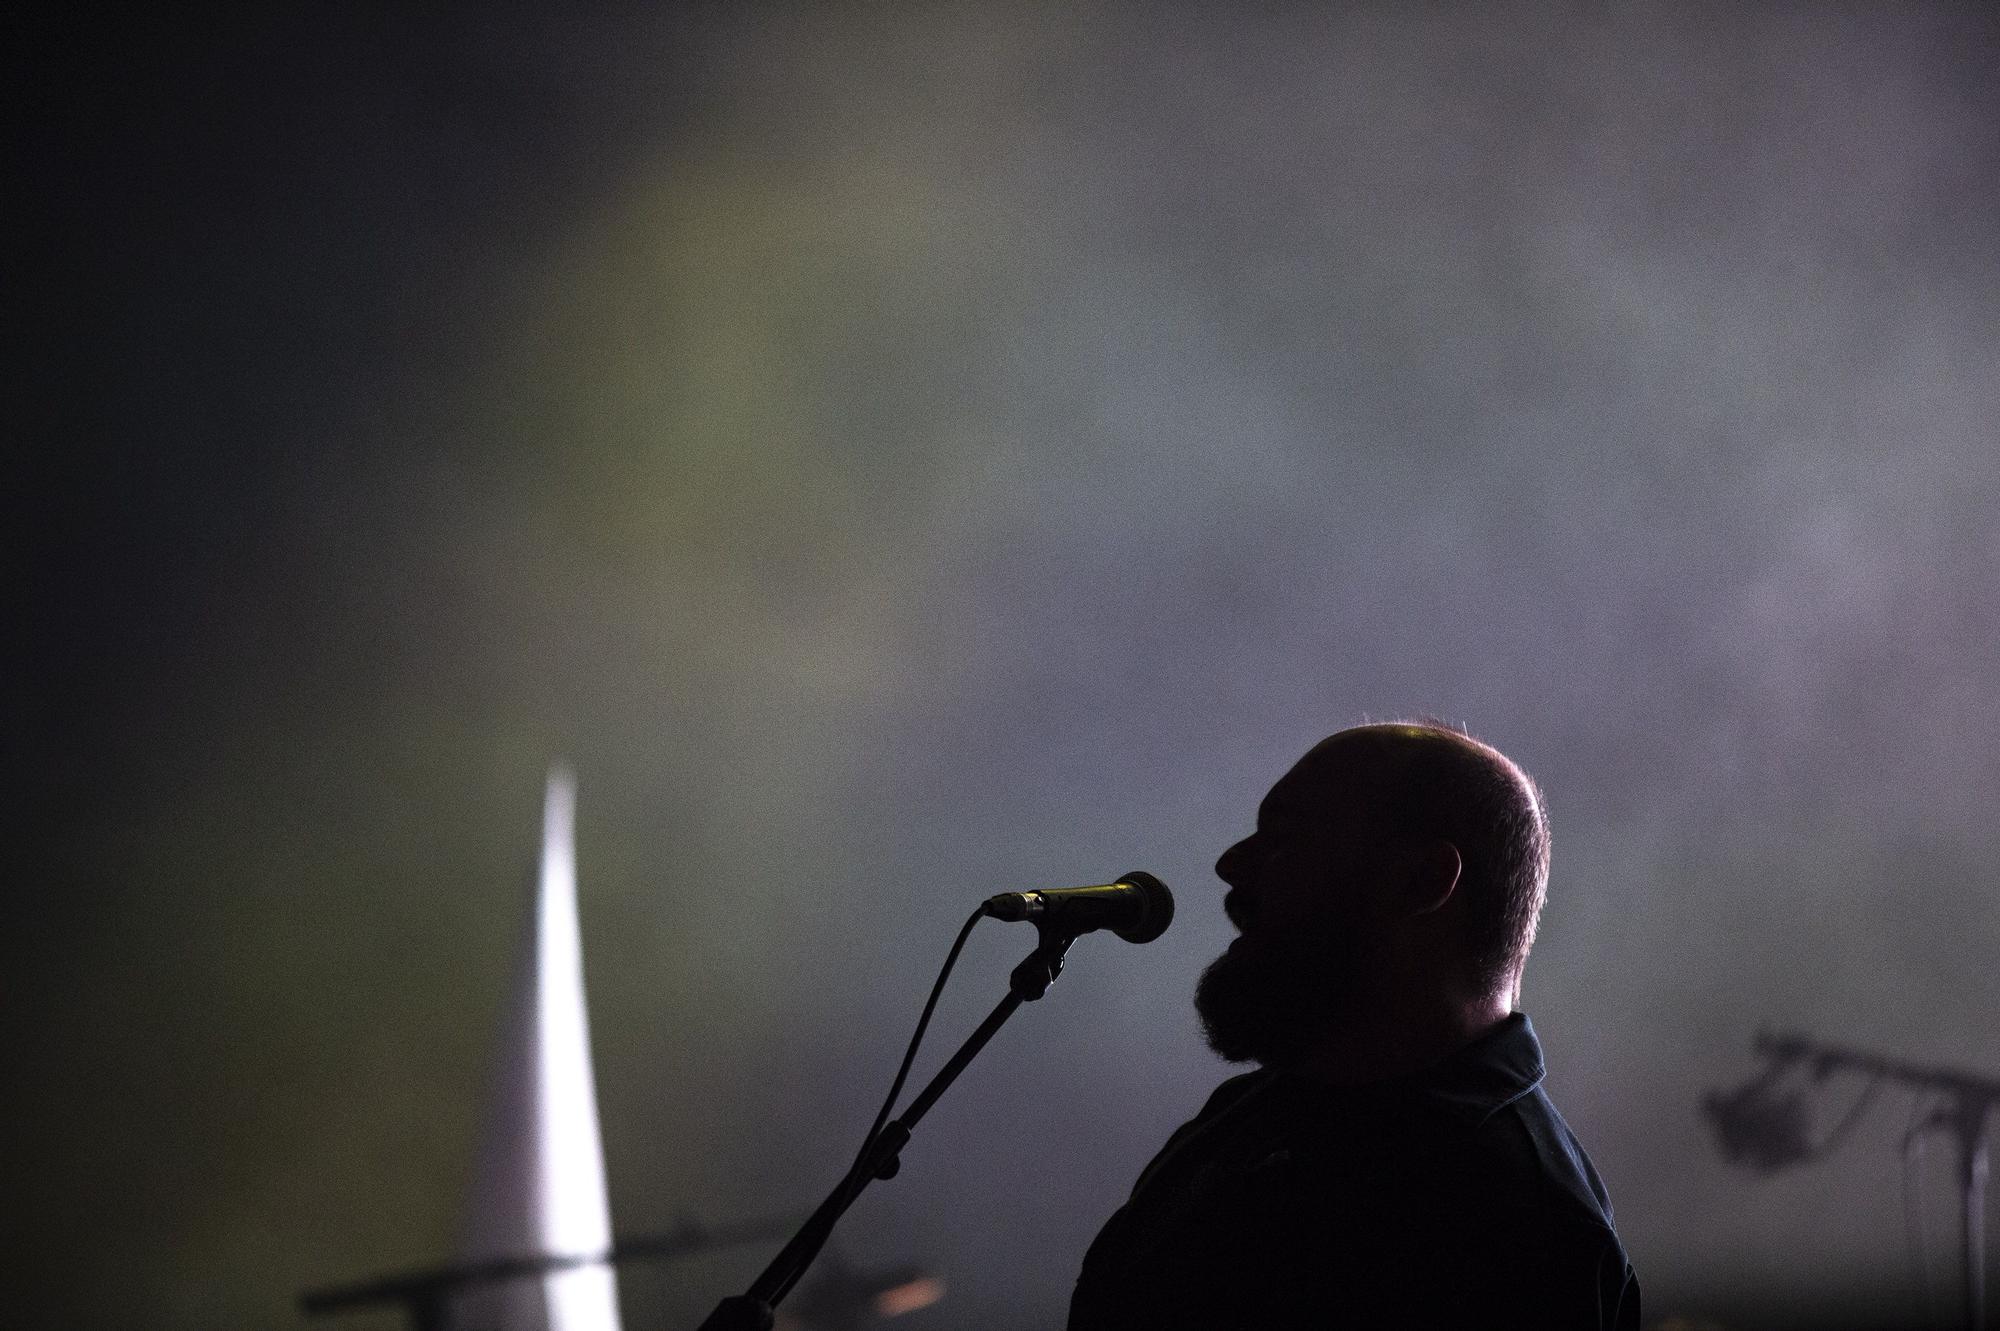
[{"left": 982, "top": 871, "right": 1174, "bottom": 944}]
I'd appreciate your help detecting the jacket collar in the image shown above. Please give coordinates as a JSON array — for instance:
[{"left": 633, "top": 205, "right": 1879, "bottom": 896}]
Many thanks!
[{"left": 1401, "top": 1010, "right": 1547, "bottom": 1125}]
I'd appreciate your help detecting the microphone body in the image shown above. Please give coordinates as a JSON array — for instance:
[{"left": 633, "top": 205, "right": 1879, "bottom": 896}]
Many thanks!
[{"left": 982, "top": 871, "right": 1173, "bottom": 944}]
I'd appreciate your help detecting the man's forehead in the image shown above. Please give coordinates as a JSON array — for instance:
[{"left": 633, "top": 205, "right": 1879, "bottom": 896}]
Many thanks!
[{"left": 1262, "top": 734, "right": 1391, "bottom": 815}]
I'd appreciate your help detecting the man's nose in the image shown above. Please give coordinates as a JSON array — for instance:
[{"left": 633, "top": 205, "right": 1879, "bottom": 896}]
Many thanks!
[{"left": 1215, "top": 835, "right": 1255, "bottom": 887}]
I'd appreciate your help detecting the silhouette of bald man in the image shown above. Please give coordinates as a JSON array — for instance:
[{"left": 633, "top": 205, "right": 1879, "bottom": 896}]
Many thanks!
[{"left": 1068, "top": 722, "right": 1638, "bottom": 1330}]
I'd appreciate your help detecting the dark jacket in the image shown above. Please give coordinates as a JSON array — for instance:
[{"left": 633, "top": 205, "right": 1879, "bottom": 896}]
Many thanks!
[{"left": 1067, "top": 1013, "right": 1639, "bottom": 1330}]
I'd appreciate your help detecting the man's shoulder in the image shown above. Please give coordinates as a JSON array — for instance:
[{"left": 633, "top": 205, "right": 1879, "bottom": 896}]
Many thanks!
[
  {"left": 1271, "top": 1073, "right": 1624, "bottom": 1248},
  {"left": 1145, "top": 1068, "right": 1278, "bottom": 1166},
  {"left": 1192, "top": 1067, "right": 1275, "bottom": 1120},
  {"left": 1476, "top": 1084, "right": 1624, "bottom": 1234}
]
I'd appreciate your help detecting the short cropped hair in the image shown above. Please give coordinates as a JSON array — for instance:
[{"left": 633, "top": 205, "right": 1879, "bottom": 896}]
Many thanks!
[{"left": 1353, "top": 720, "right": 1551, "bottom": 993}]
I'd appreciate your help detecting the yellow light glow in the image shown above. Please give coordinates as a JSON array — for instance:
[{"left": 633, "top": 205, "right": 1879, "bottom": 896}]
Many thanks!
[{"left": 871, "top": 1275, "right": 945, "bottom": 1317}]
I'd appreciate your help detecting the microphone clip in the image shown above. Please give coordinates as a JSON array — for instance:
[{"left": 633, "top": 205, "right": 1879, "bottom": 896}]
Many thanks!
[{"left": 1007, "top": 923, "right": 1076, "bottom": 1002}]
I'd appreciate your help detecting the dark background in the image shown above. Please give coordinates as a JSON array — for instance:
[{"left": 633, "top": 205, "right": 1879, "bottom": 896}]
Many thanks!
[{"left": 14, "top": 5, "right": 2000, "bottom": 1328}]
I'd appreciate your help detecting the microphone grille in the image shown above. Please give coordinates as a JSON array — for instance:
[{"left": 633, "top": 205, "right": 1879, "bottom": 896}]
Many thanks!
[{"left": 1112, "top": 871, "right": 1174, "bottom": 944}]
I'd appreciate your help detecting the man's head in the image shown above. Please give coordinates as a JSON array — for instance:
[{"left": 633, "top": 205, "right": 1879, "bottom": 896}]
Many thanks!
[{"left": 1193, "top": 721, "right": 1551, "bottom": 1068}]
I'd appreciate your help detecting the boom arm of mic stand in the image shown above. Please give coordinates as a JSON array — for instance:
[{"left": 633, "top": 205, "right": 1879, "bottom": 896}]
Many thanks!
[
  {"left": 696, "top": 928, "right": 1076, "bottom": 1331},
  {"left": 1751, "top": 1030, "right": 1997, "bottom": 1331}
]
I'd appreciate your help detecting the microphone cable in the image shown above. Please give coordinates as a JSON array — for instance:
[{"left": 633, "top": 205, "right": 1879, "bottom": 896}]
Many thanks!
[
  {"left": 771, "top": 904, "right": 988, "bottom": 1305},
  {"left": 848, "top": 904, "right": 988, "bottom": 1182}
]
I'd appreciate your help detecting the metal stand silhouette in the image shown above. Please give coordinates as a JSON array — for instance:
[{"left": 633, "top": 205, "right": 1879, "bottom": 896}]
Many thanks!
[
  {"left": 1706, "top": 1030, "right": 1998, "bottom": 1330},
  {"left": 698, "top": 927, "right": 1078, "bottom": 1331},
  {"left": 299, "top": 1217, "right": 794, "bottom": 1331}
]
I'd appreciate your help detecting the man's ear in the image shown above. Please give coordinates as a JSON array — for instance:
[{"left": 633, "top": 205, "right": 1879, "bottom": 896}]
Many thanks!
[{"left": 1399, "top": 839, "right": 1462, "bottom": 918}]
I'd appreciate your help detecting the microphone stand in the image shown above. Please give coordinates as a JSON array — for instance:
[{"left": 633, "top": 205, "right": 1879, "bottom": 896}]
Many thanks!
[
  {"left": 698, "top": 925, "right": 1078, "bottom": 1331},
  {"left": 1755, "top": 1032, "right": 1999, "bottom": 1331}
]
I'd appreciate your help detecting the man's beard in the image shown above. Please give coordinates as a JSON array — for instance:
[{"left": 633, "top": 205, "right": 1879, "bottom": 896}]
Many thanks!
[{"left": 1194, "top": 933, "right": 1357, "bottom": 1068}]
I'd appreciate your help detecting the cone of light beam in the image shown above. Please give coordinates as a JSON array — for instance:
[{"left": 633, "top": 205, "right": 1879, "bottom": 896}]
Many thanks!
[{"left": 449, "top": 766, "right": 623, "bottom": 1331}]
